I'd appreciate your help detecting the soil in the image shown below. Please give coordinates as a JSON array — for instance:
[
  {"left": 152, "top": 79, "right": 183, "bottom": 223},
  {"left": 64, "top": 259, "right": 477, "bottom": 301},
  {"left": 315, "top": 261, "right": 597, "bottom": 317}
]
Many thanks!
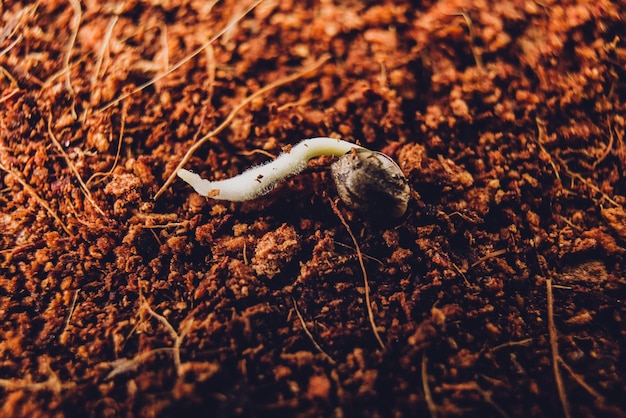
[{"left": 1, "top": 0, "right": 625, "bottom": 417}]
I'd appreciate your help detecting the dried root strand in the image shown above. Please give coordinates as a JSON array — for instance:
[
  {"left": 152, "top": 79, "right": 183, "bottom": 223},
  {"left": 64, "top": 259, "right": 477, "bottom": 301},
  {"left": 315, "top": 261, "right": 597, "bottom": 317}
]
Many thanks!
[
  {"left": 0, "top": 160, "right": 73, "bottom": 237},
  {"left": 546, "top": 278, "right": 572, "bottom": 418},
  {"left": 154, "top": 53, "right": 331, "bottom": 200},
  {"left": 47, "top": 113, "right": 106, "bottom": 216},
  {"left": 100, "top": 0, "right": 266, "bottom": 112},
  {"left": 329, "top": 198, "right": 385, "bottom": 350},
  {"left": 292, "top": 297, "right": 336, "bottom": 365}
]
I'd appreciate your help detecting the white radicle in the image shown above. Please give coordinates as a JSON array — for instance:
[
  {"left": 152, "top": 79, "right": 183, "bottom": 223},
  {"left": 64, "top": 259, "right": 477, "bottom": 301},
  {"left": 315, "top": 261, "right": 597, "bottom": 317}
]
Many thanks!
[{"left": 177, "top": 137, "right": 364, "bottom": 201}]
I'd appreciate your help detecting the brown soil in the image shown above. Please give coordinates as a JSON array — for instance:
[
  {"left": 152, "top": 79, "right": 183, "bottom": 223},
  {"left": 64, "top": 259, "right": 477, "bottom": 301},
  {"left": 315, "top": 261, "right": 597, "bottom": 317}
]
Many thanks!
[{"left": 1, "top": 0, "right": 625, "bottom": 417}]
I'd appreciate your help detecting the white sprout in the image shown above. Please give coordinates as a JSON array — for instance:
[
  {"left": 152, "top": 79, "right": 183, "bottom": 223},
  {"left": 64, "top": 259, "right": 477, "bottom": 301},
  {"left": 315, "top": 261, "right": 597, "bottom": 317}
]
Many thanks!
[{"left": 177, "top": 137, "right": 364, "bottom": 201}]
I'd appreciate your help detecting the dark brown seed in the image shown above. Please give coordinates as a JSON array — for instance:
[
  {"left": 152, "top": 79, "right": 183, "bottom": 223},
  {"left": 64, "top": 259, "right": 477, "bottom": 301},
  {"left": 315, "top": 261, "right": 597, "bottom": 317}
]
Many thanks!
[{"left": 331, "top": 150, "right": 410, "bottom": 218}]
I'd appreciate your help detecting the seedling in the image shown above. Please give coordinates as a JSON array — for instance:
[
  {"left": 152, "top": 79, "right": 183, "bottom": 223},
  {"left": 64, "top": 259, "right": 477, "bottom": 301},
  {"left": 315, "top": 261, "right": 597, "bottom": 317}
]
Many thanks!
[{"left": 178, "top": 137, "right": 409, "bottom": 217}]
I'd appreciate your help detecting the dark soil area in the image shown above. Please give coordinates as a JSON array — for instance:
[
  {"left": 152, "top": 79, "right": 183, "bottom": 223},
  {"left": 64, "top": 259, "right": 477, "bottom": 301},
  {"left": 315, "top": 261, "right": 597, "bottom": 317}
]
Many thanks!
[{"left": 1, "top": 0, "right": 625, "bottom": 416}]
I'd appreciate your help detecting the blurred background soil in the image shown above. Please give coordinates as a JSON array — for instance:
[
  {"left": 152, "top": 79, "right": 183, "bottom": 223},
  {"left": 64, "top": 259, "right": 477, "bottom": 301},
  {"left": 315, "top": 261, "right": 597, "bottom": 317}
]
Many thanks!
[{"left": 1, "top": 0, "right": 625, "bottom": 416}]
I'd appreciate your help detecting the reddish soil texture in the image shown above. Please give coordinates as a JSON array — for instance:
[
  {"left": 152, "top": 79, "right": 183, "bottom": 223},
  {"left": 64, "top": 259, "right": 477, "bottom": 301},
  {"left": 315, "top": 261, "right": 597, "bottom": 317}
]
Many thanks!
[{"left": 1, "top": 0, "right": 626, "bottom": 417}]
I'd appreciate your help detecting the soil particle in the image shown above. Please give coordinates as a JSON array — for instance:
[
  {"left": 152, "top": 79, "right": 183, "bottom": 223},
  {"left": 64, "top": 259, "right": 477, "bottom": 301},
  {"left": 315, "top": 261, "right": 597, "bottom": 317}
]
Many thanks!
[{"left": 252, "top": 223, "right": 300, "bottom": 279}]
